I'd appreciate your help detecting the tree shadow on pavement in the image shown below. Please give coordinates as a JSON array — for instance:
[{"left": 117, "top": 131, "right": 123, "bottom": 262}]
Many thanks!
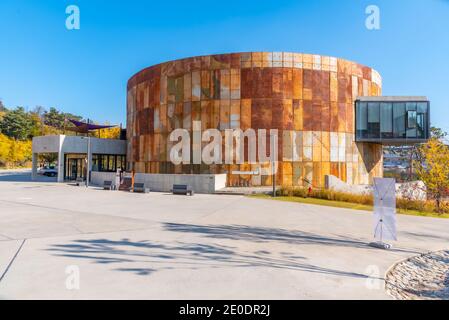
[
  {"left": 46, "top": 237, "right": 373, "bottom": 279},
  {"left": 163, "top": 223, "right": 419, "bottom": 254}
]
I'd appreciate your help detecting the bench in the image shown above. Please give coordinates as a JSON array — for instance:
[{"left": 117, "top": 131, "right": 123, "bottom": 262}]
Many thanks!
[
  {"left": 172, "top": 184, "right": 194, "bottom": 196},
  {"left": 133, "top": 182, "right": 150, "bottom": 193},
  {"left": 119, "top": 177, "right": 132, "bottom": 191},
  {"left": 103, "top": 180, "right": 114, "bottom": 190},
  {"left": 76, "top": 177, "right": 85, "bottom": 186}
]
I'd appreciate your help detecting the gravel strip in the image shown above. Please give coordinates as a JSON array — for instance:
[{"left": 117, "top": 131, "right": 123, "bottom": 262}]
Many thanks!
[{"left": 386, "top": 250, "right": 449, "bottom": 300}]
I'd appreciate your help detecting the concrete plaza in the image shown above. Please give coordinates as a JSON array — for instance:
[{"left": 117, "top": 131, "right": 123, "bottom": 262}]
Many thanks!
[{"left": 0, "top": 170, "right": 448, "bottom": 299}]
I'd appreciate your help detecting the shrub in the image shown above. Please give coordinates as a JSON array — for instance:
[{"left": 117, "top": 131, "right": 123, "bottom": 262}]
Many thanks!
[{"left": 278, "top": 185, "right": 449, "bottom": 214}]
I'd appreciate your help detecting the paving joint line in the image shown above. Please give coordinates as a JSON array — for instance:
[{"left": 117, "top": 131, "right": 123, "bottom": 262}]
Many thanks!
[{"left": 0, "top": 239, "right": 26, "bottom": 284}]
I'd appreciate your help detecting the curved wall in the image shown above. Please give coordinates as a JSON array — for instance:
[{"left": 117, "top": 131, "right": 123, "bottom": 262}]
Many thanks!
[{"left": 127, "top": 52, "right": 383, "bottom": 187}]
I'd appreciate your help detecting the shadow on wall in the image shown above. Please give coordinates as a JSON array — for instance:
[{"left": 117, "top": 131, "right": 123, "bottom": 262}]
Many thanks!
[{"left": 46, "top": 224, "right": 416, "bottom": 278}]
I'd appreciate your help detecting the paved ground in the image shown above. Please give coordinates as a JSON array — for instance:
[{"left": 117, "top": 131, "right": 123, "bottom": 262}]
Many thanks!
[{"left": 0, "top": 169, "right": 448, "bottom": 300}]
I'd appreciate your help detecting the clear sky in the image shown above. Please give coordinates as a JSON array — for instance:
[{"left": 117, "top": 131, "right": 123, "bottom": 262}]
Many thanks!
[{"left": 0, "top": 0, "right": 448, "bottom": 131}]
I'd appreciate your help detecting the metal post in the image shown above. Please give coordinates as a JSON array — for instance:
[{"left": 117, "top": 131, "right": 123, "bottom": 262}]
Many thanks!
[
  {"left": 270, "top": 131, "right": 276, "bottom": 197},
  {"left": 86, "top": 136, "right": 91, "bottom": 188},
  {"left": 272, "top": 159, "right": 276, "bottom": 197}
]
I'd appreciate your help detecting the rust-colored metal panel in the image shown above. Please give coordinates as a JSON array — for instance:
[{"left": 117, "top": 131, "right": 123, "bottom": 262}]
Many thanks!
[
  {"left": 182, "top": 102, "right": 191, "bottom": 130},
  {"left": 230, "top": 53, "right": 241, "bottom": 69},
  {"left": 219, "top": 100, "right": 230, "bottom": 130},
  {"left": 211, "top": 69, "right": 221, "bottom": 99},
  {"left": 292, "top": 68, "right": 303, "bottom": 100},
  {"left": 312, "top": 102, "right": 321, "bottom": 131},
  {"left": 338, "top": 75, "right": 348, "bottom": 104},
  {"left": 230, "top": 69, "right": 241, "bottom": 99},
  {"left": 182, "top": 73, "right": 191, "bottom": 102},
  {"left": 211, "top": 54, "right": 231, "bottom": 69},
  {"left": 283, "top": 99, "right": 293, "bottom": 130},
  {"left": 346, "top": 102, "right": 354, "bottom": 132},
  {"left": 282, "top": 69, "right": 293, "bottom": 99},
  {"left": 240, "top": 68, "right": 252, "bottom": 99},
  {"left": 251, "top": 99, "right": 272, "bottom": 130},
  {"left": 338, "top": 102, "right": 346, "bottom": 132},
  {"left": 272, "top": 68, "right": 284, "bottom": 99},
  {"left": 302, "top": 100, "right": 313, "bottom": 131},
  {"left": 362, "top": 66, "right": 372, "bottom": 81},
  {"left": 212, "top": 100, "right": 220, "bottom": 129},
  {"left": 201, "top": 101, "right": 212, "bottom": 130},
  {"left": 271, "top": 99, "right": 283, "bottom": 130},
  {"left": 220, "top": 69, "right": 231, "bottom": 99},
  {"left": 230, "top": 100, "right": 240, "bottom": 129},
  {"left": 312, "top": 70, "right": 323, "bottom": 101},
  {"left": 321, "top": 101, "right": 330, "bottom": 132},
  {"left": 201, "top": 70, "right": 210, "bottom": 100},
  {"left": 293, "top": 99, "right": 303, "bottom": 131},
  {"left": 240, "top": 99, "right": 251, "bottom": 130},
  {"left": 191, "top": 71, "right": 201, "bottom": 101}
]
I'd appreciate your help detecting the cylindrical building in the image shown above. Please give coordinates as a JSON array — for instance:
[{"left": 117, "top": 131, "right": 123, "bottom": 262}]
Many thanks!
[{"left": 126, "top": 52, "right": 383, "bottom": 187}]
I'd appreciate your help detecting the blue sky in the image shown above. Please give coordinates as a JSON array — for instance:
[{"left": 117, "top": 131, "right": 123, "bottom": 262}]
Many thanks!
[{"left": 0, "top": 0, "right": 448, "bottom": 131}]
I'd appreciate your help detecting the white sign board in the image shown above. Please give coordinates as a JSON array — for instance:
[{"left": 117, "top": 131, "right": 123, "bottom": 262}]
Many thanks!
[{"left": 373, "top": 177, "right": 397, "bottom": 241}]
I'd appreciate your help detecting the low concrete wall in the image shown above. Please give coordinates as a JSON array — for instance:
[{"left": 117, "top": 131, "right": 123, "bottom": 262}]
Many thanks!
[
  {"left": 91, "top": 171, "right": 117, "bottom": 187},
  {"left": 89, "top": 172, "right": 227, "bottom": 194},
  {"left": 324, "top": 175, "right": 427, "bottom": 200},
  {"left": 325, "top": 175, "right": 372, "bottom": 195},
  {"left": 134, "top": 173, "right": 227, "bottom": 194}
]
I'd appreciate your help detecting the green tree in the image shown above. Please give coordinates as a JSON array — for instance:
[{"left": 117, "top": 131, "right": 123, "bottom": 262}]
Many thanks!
[
  {"left": 43, "top": 107, "right": 65, "bottom": 129},
  {"left": 0, "top": 107, "right": 32, "bottom": 140},
  {"left": 0, "top": 100, "right": 6, "bottom": 112},
  {"left": 430, "top": 126, "right": 447, "bottom": 140},
  {"left": 414, "top": 138, "right": 449, "bottom": 212},
  {"left": 43, "top": 107, "right": 83, "bottom": 130}
]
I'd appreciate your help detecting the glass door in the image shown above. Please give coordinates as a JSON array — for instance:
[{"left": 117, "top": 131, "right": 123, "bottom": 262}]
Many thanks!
[{"left": 65, "top": 156, "right": 86, "bottom": 180}]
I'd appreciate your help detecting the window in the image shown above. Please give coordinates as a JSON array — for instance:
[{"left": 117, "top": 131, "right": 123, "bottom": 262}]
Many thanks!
[
  {"left": 92, "top": 154, "right": 126, "bottom": 172},
  {"left": 407, "top": 111, "right": 417, "bottom": 129},
  {"left": 367, "top": 102, "right": 380, "bottom": 138},
  {"left": 356, "top": 99, "right": 429, "bottom": 143},
  {"left": 393, "top": 103, "right": 406, "bottom": 139},
  {"left": 356, "top": 102, "right": 368, "bottom": 139},
  {"left": 380, "top": 103, "right": 393, "bottom": 138}
]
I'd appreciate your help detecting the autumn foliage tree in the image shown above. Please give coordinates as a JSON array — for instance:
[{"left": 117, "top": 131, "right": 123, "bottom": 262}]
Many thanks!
[
  {"left": 0, "top": 104, "right": 84, "bottom": 168},
  {"left": 414, "top": 137, "right": 449, "bottom": 212}
]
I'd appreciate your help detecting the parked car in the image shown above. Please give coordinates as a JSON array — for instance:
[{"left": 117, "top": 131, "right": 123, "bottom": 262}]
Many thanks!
[{"left": 38, "top": 166, "right": 58, "bottom": 177}]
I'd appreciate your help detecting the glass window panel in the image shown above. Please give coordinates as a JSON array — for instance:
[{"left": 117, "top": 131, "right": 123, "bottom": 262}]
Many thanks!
[
  {"left": 368, "top": 103, "right": 380, "bottom": 123},
  {"left": 417, "top": 102, "right": 427, "bottom": 114},
  {"left": 393, "top": 103, "right": 406, "bottom": 138},
  {"left": 416, "top": 113, "right": 425, "bottom": 138},
  {"left": 406, "top": 102, "right": 417, "bottom": 112},
  {"left": 116, "top": 156, "right": 121, "bottom": 171},
  {"left": 367, "top": 103, "right": 380, "bottom": 138},
  {"left": 356, "top": 102, "right": 368, "bottom": 130},
  {"left": 380, "top": 103, "right": 393, "bottom": 133},
  {"left": 407, "top": 127, "right": 417, "bottom": 138},
  {"left": 101, "top": 155, "right": 108, "bottom": 172},
  {"left": 407, "top": 111, "right": 417, "bottom": 129}
]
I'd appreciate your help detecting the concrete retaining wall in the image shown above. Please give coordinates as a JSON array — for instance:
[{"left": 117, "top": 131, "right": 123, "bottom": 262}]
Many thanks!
[
  {"left": 324, "top": 175, "right": 427, "bottom": 200},
  {"left": 90, "top": 172, "right": 227, "bottom": 194},
  {"left": 91, "top": 171, "right": 117, "bottom": 187}
]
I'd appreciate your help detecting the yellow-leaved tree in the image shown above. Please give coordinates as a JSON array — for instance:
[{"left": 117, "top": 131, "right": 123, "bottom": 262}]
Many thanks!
[
  {"left": 0, "top": 133, "right": 32, "bottom": 168},
  {"left": 414, "top": 138, "right": 449, "bottom": 213},
  {"left": 97, "top": 127, "right": 121, "bottom": 139},
  {"left": 0, "top": 133, "right": 12, "bottom": 167}
]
